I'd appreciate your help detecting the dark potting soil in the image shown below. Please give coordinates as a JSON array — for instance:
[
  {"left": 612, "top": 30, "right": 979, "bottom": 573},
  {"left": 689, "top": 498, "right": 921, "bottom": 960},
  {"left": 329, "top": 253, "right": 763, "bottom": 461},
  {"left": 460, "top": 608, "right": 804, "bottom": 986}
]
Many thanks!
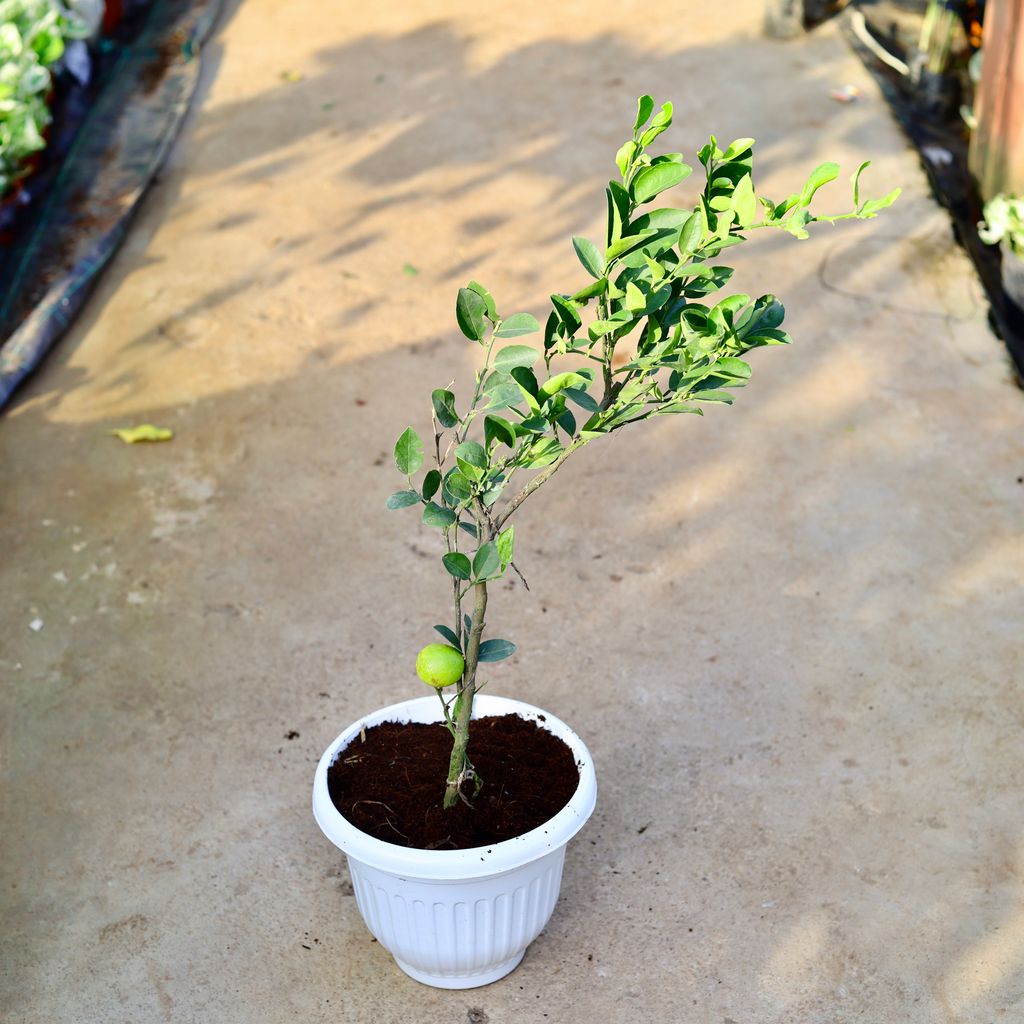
[{"left": 326, "top": 714, "right": 579, "bottom": 850}]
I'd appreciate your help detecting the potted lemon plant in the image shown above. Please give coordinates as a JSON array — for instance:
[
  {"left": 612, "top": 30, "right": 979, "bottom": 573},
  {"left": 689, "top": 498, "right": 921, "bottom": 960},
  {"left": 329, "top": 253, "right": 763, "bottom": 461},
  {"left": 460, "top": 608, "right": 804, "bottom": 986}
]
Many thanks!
[{"left": 312, "top": 96, "right": 899, "bottom": 989}]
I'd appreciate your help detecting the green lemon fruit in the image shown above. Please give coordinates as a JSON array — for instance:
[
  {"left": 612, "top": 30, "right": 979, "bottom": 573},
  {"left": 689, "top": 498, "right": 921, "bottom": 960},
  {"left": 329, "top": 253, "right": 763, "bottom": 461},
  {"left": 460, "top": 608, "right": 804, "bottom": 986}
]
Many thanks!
[{"left": 415, "top": 643, "right": 465, "bottom": 689}]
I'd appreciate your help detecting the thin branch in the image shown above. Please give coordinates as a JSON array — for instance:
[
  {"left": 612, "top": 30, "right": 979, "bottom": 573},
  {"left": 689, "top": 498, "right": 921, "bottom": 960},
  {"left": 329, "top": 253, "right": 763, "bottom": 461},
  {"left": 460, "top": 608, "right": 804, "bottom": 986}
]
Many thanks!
[
  {"left": 494, "top": 437, "right": 589, "bottom": 531},
  {"left": 509, "top": 559, "right": 530, "bottom": 591}
]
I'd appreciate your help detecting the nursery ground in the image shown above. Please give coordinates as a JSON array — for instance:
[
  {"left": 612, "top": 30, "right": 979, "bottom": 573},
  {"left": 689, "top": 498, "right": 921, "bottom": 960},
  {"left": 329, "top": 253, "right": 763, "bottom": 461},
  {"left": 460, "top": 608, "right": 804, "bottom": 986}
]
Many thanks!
[{"left": 2, "top": 1, "right": 1022, "bottom": 1022}]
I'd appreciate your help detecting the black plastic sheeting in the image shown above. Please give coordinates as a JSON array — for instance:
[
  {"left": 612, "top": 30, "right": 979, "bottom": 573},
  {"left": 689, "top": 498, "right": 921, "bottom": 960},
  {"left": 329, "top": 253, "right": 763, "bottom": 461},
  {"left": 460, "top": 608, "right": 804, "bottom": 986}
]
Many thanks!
[{"left": 0, "top": 0, "right": 223, "bottom": 410}]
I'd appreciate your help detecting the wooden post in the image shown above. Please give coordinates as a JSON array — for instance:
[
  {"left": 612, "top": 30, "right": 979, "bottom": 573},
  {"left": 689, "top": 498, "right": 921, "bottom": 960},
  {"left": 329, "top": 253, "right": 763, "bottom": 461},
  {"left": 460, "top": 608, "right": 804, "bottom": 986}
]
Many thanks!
[{"left": 969, "top": 0, "right": 1024, "bottom": 202}]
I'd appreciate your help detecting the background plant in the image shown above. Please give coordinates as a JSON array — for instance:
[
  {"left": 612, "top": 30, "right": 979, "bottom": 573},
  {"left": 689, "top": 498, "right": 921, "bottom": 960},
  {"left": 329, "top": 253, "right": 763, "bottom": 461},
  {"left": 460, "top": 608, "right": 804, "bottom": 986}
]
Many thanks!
[
  {"left": 979, "top": 194, "right": 1024, "bottom": 257},
  {"left": 0, "top": 0, "right": 89, "bottom": 198},
  {"left": 389, "top": 96, "right": 899, "bottom": 811}
]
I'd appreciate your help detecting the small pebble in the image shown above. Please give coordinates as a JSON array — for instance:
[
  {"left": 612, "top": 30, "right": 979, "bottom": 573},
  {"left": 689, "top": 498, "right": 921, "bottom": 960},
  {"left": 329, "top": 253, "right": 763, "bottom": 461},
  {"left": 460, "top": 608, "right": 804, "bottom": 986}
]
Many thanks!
[{"left": 28, "top": 618, "right": 43, "bottom": 632}]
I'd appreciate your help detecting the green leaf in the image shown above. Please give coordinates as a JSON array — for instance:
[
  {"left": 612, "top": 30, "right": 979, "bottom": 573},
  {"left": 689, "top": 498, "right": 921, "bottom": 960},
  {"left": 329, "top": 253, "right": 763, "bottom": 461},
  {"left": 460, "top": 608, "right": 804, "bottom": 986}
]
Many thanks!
[
  {"left": 497, "top": 525, "right": 515, "bottom": 568},
  {"left": 571, "top": 277, "right": 608, "bottom": 302},
  {"left": 431, "top": 388, "right": 458, "bottom": 428},
  {"left": 509, "top": 365, "right": 539, "bottom": 397},
  {"left": 510, "top": 366, "right": 541, "bottom": 412},
  {"left": 628, "top": 207, "right": 692, "bottom": 233},
  {"left": 443, "top": 469, "right": 473, "bottom": 504},
  {"left": 482, "top": 477, "right": 505, "bottom": 507},
  {"left": 572, "top": 236, "right": 604, "bottom": 279},
  {"left": 442, "top": 552, "right": 472, "bottom": 580},
  {"left": 458, "top": 521, "right": 478, "bottom": 539},
  {"left": 631, "top": 162, "right": 692, "bottom": 205},
  {"left": 737, "top": 294, "right": 785, "bottom": 338},
  {"left": 858, "top": 188, "right": 901, "bottom": 218},
  {"left": 745, "top": 328, "right": 792, "bottom": 347},
  {"left": 386, "top": 489, "right": 420, "bottom": 510},
  {"left": 550, "top": 294, "right": 582, "bottom": 332},
  {"left": 605, "top": 229, "right": 659, "bottom": 264},
  {"left": 615, "top": 140, "right": 638, "bottom": 178},
  {"left": 709, "top": 293, "right": 751, "bottom": 331},
  {"left": 517, "top": 414, "right": 548, "bottom": 433},
  {"left": 484, "top": 414, "right": 518, "bottom": 448},
  {"left": 691, "top": 389, "right": 734, "bottom": 404},
  {"left": 654, "top": 402, "right": 702, "bottom": 416},
  {"left": 394, "top": 427, "right": 424, "bottom": 475},
  {"left": 485, "top": 378, "right": 524, "bottom": 411},
  {"left": 722, "top": 137, "right": 755, "bottom": 161},
  {"left": 455, "top": 440, "right": 487, "bottom": 480},
  {"left": 422, "top": 469, "right": 441, "bottom": 501},
  {"left": 473, "top": 541, "right": 502, "bottom": 579},
  {"left": 606, "top": 181, "right": 630, "bottom": 245},
  {"left": 522, "top": 437, "right": 563, "bottom": 467},
  {"left": 467, "top": 280, "right": 497, "bottom": 319},
  {"left": 539, "top": 371, "right": 586, "bottom": 401},
  {"left": 556, "top": 407, "right": 577, "bottom": 435},
  {"left": 588, "top": 320, "right": 620, "bottom": 340},
  {"left": 434, "top": 624, "right": 461, "bottom": 649},
  {"left": 456, "top": 286, "right": 488, "bottom": 342},
  {"left": 625, "top": 282, "right": 646, "bottom": 314},
  {"left": 477, "top": 638, "right": 517, "bottom": 662},
  {"left": 637, "top": 103, "right": 673, "bottom": 147},
  {"left": 564, "top": 386, "right": 600, "bottom": 412},
  {"left": 422, "top": 502, "right": 457, "bottom": 528},
  {"left": 633, "top": 94, "right": 654, "bottom": 133},
  {"left": 601, "top": 402, "right": 648, "bottom": 430},
  {"left": 733, "top": 175, "right": 757, "bottom": 228},
  {"left": 714, "top": 357, "right": 751, "bottom": 379},
  {"left": 543, "top": 310, "right": 562, "bottom": 353},
  {"left": 494, "top": 313, "right": 540, "bottom": 339},
  {"left": 494, "top": 344, "right": 541, "bottom": 372},
  {"left": 639, "top": 122, "right": 669, "bottom": 148},
  {"left": 798, "top": 162, "right": 840, "bottom": 207},
  {"left": 851, "top": 160, "right": 871, "bottom": 209},
  {"left": 781, "top": 208, "right": 812, "bottom": 239}
]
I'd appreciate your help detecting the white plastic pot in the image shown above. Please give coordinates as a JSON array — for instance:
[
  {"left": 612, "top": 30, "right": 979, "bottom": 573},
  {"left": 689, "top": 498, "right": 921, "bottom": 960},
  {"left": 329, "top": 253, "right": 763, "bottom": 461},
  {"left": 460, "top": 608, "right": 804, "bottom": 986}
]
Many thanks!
[{"left": 312, "top": 694, "right": 597, "bottom": 989}]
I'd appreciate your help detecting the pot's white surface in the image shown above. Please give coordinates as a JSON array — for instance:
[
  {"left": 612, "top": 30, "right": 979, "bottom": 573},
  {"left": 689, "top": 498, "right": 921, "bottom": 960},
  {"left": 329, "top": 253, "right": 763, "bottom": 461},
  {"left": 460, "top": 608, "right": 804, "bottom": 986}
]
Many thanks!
[{"left": 312, "top": 695, "right": 597, "bottom": 989}]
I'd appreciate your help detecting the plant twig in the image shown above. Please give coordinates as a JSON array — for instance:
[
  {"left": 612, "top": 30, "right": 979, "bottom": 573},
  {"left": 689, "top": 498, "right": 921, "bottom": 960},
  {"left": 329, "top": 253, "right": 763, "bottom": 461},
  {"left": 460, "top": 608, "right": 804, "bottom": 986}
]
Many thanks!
[{"left": 494, "top": 438, "right": 589, "bottom": 531}]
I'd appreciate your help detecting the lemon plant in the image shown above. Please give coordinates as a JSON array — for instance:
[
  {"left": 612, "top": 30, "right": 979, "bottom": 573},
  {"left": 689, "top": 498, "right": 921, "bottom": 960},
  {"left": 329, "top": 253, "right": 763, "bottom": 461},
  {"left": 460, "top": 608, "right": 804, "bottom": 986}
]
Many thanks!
[{"left": 390, "top": 96, "right": 899, "bottom": 810}]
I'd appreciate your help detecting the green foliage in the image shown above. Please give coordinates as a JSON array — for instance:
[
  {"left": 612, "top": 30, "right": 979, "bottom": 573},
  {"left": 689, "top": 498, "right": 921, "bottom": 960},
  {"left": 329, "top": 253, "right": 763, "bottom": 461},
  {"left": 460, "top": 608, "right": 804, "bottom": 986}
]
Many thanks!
[
  {"left": 0, "top": 0, "right": 89, "bottom": 196},
  {"left": 477, "top": 639, "right": 516, "bottom": 662},
  {"left": 393, "top": 427, "right": 424, "bottom": 475},
  {"left": 494, "top": 312, "right": 540, "bottom": 338},
  {"left": 979, "top": 194, "right": 1024, "bottom": 257},
  {"left": 390, "top": 96, "right": 898, "bottom": 808},
  {"left": 456, "top": 287, "right": 489, "bottom": 342}
]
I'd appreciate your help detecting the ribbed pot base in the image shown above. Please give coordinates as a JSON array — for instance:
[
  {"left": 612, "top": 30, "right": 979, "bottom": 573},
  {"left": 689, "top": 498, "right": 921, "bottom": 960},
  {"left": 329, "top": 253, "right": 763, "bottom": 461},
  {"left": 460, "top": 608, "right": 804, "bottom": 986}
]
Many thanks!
[{"left": 394, "top": 950, "right": 525, "bottom": 989}]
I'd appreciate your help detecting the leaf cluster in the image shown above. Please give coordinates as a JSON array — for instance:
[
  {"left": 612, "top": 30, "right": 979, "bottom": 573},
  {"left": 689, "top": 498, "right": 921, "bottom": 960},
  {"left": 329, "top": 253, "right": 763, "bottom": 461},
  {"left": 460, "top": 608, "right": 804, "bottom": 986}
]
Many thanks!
[
  {"left": 387, "top": 95, "right": 900, "bottom": 666},
  {"left": 0, "top": 0, "right": 90, "bottom": 196}
]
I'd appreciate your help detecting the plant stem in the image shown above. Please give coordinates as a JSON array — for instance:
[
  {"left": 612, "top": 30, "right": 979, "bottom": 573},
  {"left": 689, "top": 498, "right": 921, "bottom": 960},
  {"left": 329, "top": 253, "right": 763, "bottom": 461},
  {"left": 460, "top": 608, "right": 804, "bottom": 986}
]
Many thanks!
[
  {"left": 598, "top": 295, "right": 615, "bottom": 406},
  {"left": 494, "top": 436, "right": 589, "bottom": 531},
  {"left": 458, "top": 333, "right": 497, "bottom": 444},
  {"left": 443, "top": 580, "right": 488, "bottom": 809}
]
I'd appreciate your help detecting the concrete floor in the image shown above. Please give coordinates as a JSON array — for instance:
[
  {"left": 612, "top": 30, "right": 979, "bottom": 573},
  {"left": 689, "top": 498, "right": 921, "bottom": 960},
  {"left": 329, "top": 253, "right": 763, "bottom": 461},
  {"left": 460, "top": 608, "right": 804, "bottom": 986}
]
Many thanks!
[{"left": 2, "top": 2, "right": 1022, "bottom": 1022}]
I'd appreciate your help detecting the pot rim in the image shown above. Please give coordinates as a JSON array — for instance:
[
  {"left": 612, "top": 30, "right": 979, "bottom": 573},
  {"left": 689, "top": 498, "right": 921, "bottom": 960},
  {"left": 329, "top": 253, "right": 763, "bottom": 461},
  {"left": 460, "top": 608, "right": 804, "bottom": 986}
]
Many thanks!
[{"left": 312, "top": 694, "right": 597, "bottom": 881}]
